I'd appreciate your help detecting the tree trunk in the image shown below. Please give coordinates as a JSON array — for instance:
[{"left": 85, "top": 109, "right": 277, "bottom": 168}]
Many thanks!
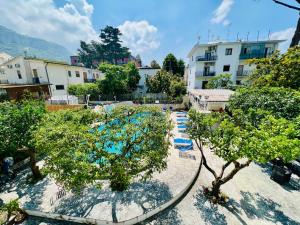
[
  {"left": 290, "top": 16, "right": 300, "bottom": 47},
  {"left": 210, "top": 160, "right": 252, "bottom": 199},
  {"left": 18, "top": 147, "right": 42, "bottom": 179},
  {"left": 28, "top": 150, "right": 42, "bottom": 179}
]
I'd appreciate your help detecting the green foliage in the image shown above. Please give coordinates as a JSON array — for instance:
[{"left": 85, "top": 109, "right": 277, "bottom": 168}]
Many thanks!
[
  {"left": 32, "top": 109, "right": 99, "bottom": 190},
  {"left": 228, "top": 87, "right": 300, "bottom": 120},
  {"left": 0, "top": 100, "right": 46, "bottom": 159},
  {"left": 0, "top": 93, "right": 9, "bottom": 102},
  {"left": 249, "top": 46, "right": 300, "bottom": 89},
  {"left": 163, "top": 53, "right": 178, "bottom": 74},
  {"left": 207, "top": 74, "right": 233, "bottom": 89},
  {"left": 0, "top": 199, "right": 20, "bottom": 215},
  {"left": 33, "top": 106, "right": 172, "bottom": 191},
  {"left": 68, "top": 83, "right": 100, "bottom": 99},
  {"left": 99, "top": 62, "right": 140, "bottom": 96},
  {"left": 150, "top": 60, "right": 161, "bottom": 69},
  {"left": 162, "top": 54, "right": 185, "bottom": 76},
  {"left": 177, "top": 59, "right": 185, "bottom": 77},
  {"left": 146, "top": 70, "right": 186, "bottom": 98},
  {"left": 78, "top": 26, "right": 130, "bottom": 67}
]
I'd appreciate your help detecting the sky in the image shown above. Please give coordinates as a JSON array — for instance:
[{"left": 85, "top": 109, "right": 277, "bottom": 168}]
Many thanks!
[{"left": 0, "top": 0, "right": 298, "bottom": 65}]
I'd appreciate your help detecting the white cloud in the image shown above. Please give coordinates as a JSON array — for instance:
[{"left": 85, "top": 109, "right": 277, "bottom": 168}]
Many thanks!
[
  {"left": 118, "top": 20, "right": 160, "bottom": 55},
  {"left": 211, "top": 0, "right": 234, "bottom": 26},
  {"left": 270, "top": 28, "right": 295, "bottom": 52},
  {"left": 0, "top": 0, "right": 98, "bottom": 52}
]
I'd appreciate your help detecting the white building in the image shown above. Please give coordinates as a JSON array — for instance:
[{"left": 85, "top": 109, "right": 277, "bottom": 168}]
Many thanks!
[
  {"left": 136, "top": 67, "right": 160, "bottom": 93},
  {"left": 0, "top": 52, "right": 13, "bottom": 65},
  {"left": 0, "top": 56, "right": 104, "bottom": 98},
  {"left": 187, "top": 40, "right": 284, "bottom": 90}
]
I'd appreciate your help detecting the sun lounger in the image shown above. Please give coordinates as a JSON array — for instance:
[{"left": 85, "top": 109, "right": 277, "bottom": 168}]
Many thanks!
[
  {"left": 178, "top": 144, "right": 193, "bottom": 152},
  {"left": 174, "top": 138, "right": 193, "bottom": 146},
  {"left": 177, "top": 125, "right": 187, "bottom": 129}
]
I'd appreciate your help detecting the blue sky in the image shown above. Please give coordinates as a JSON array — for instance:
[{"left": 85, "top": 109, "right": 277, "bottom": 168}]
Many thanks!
[{"left": 0, "top": 0, "right": 298, "bottom": 65}]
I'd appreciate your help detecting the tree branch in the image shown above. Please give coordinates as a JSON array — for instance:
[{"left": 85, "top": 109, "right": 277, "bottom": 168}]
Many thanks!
[
  {"left": 273, "top": 0, "right": 300, "bottom": 11},
  {"left": 218, "top": 161, "right": 232, "bottom": 179},
  {"left": 195, "top": 140, "right": 218, "bottom": 179},
  {"left": 220, "top": 160, "right": 252, "bottom": 185}
]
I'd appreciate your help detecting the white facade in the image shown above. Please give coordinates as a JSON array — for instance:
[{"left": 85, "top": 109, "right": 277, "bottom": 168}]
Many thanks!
[
  {"left": 136, "top": 67, "right": 160, "bottom": 93},
  {"left": 0, "top": 56, "right": 104, "bottom": 96},
  {"left": 187, "top": 40, "right": 283, "bottom": 90},
  {"left": 0, "top": 52, "right": 13, "bottom": 65}
]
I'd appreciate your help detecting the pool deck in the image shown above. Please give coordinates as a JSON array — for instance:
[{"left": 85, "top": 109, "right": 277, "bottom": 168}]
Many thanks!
[{"left": 0, "top": 112, "right": 201, "bottom": 223}]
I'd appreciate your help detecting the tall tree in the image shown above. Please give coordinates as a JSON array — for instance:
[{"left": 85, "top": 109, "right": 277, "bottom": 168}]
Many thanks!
[
  {"left": 162, "top": 53, "right": 178, "bottom": 74},
  {"left": 150, "top": 60, "right": 161, "bottom": 69},
  {"left": 100, "top": 26, "right": 130, "bottom": 64},
  {"left": 177, "top": 59, "right": 185, "bottom": 77},
  {"left": 272, "top": 0, "right": 300, "bottom": 47},
  {"left": 125, "top": 62, "right": 141, "bottom": 92}
]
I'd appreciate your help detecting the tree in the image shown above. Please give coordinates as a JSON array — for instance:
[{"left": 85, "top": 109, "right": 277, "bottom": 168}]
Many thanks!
[
  {"left": 68, "top": 83, "right": 100, "bottom": 100},
  {"left": 187, "top": 109, "right": 300, "bottom": 202},
  {"left": 272, "top": 0, "right": 300, "bottom": 47},
  {"left": 177, "top": 59, "right": 185, "bottom": 77},
  {"left": 146, "top": 70, "right": 172, "bottom": 94},
  {"left": 125, "top": 62, "right": 141, "bottom": 92},
  {"left": 0, "top": 99, "right": 46, "bottom": 179},
  {"left": 249, "top": 46, "right": 300, "bottom": 89},
  {"left": 228, "top": 87, "right": 300, "bottom": 120},
  {"left": 146, "top": 70, "right": 187, "bottom": 97},
  {"left": 207, "top": 74, "right": 233, "bottom": 89},
  {"left": 162, "top": 53, "right": 178, "bottom": 74},
  {"left": 150, "top": 60, "right": 161, "bottom": 69},
  {"left": 100, "top": 26, "right": 130, "bottom": 64},
  {"left": 78, "top": 26, "right": 130, "bottom": 67},
  {"left": 99, "top": 62, "right": 140, "bottom": 96},
  {"left": 33, "top": 106, "right": 172, "bottom": 191}
]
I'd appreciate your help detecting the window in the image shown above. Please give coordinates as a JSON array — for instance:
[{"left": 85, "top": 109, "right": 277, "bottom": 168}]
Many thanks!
[
  {"left": 17, "top": 70, "right": 22, "bottom": 79},
  {"left": 223, "top": 65, "right": 230, "bottom": 72},
  {"left": 96, "top": 74, "right": 99, "bottom": 79},
  {"left": 225, "top": 48, "right": 232, "bottom": 55},
  {"left": 75, "top": 71, "right": 80, "bottom": 77},
  {"left": 192, "top": 56, "right": 193, "bottom": 61},
  {"left": 55, "top": 85, "right": 65, "bottom": 90},
  {"left": 32, "top": 69, "right": 38, "bottom": 78},
  {"left": 242, "top": 48, "right": 248, "bottom": 54},
  {"left": 68, "top": 71, "right": 72, "bottom": 77}
]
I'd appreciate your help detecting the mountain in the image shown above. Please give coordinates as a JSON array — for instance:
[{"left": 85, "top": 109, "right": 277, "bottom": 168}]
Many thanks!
[{"left": 0, "top": 25, "right": 72, "bottom": 62}]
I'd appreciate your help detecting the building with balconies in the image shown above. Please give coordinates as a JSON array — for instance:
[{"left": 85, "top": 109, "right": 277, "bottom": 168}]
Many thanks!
[
  {"left": 187, "top": 40, "right": 284, "bottom": 90},
  {"left": 0, "top": 55, "right": 104, "bottom": 100}
]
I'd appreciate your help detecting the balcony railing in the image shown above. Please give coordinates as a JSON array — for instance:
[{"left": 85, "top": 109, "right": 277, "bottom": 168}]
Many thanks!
[
  {"left": 195, "top": 71, "right": 216, "bottom": 77},
  {"left": 236, "top": 70, "right": 251, "bottom": 76},
  {"left": 84, "top": 78, "right": 96, "bottom": 83},
  {"left": 196, "top": 55, "right": 217, "bottom": 61},
  {"left": 32, "top": 77, "right": 40, "bottom": 84},
  {"left": 240, "top": 52, "right": 272, "bottom": 60},
  {"left": 0, "top": 79, "right": 9, "bottom": 84}
]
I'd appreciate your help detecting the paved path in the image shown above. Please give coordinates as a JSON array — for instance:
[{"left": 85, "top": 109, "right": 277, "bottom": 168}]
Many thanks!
[{"left": 146, "top": 146, "right": 300, "bottom": 225}]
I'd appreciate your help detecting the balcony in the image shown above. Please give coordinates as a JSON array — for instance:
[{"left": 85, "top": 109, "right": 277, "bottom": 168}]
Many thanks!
[
  {"left": 240, "top": 52, "right": 272, "bottom": 60},
  {"left": 196, "top": 55, "right": 217, "bottom": 62},
  {"left": 236, "top": 70, "right": 251, "bottom": 77},
  {"left": 195, "top": 71, "right": 216, "bottom": 77},
  {"left": 84, "top": 78, "right": 96, "bottom": 83}
]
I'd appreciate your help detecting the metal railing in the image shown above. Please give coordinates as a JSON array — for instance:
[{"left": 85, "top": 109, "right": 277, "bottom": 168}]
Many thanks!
[
  {"left": 196, "top": 55, "right": 217, "bottom": 61},
  {"left": 239, "top": 52, "right": 272, "bottom": 60},
  {"left": 195, "top": 71, "right": 216, "bottom": 77}
]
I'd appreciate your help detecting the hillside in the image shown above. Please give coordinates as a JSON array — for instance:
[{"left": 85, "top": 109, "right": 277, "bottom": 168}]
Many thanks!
[{"left": 0, "top": 25, "right": 72, "bottom": 62}]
